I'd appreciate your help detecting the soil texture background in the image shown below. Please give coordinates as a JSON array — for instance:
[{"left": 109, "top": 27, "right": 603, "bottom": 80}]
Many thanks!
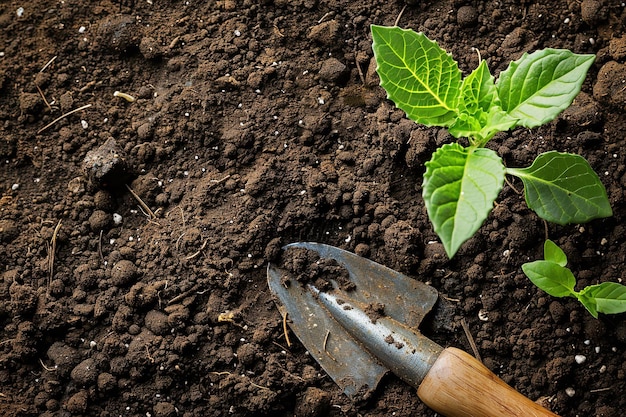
[{"left": 1, "top": 0, "right": 626, "bottom": 416}]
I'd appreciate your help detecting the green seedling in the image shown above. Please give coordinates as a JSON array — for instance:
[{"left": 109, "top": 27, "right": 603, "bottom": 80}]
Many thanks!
[
  {"left": 522, "top": 240, "right": 626, "bottom": 318},
  {"left": 371, "top": 26, "right": 612, "bottom": 257}
]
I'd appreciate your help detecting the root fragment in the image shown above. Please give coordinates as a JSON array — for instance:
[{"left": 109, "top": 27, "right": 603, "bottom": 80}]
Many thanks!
[{"left": 282, "top": 312, "right": 292, "bottom": 348}]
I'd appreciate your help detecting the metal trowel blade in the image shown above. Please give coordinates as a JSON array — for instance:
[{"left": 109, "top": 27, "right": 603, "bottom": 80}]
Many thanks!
[
  {"left": 284, "top": 242, "right": 438, "bottom": 328},
  {"left": 267, "top": 242, "right": 439, "bottom": 398}
]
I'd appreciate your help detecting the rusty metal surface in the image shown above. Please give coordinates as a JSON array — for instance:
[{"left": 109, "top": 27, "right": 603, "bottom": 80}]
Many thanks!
[{"left": 267, "top": 243, "right": 439, "bottom": 398}]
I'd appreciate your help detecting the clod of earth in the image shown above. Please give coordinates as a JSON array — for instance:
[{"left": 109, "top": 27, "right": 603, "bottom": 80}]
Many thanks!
[{"left": 83, "top": 138, "right": 134, "bottom": 188}]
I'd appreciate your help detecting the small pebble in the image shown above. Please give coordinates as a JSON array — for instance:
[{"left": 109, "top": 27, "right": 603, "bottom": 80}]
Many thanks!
[
  {"left": 70, "top": 358, "right": 98, "bottom": 385},
  {"left": 89, "top": 210, "right": 112, "bottom": 232},
  {"left": 82, "top": 138, "right": 133, "bottom": 188},
  {"left": 565, "top": 387, "right": 576, "bottom": 397},
  {"left": 581, "top": 0, "right": 602, "bottom": 24},
  {"left": 66, "top": 390, "right": 88, "bottom": 413},
  {"left": 318, "top": 57, "right": 348, "bottom": 83},
  {"left": 456, "top": 5, "right": 478, "bottom": 27},
  {"left": 110, "top": 260, "right": 138, "bottom": 286},
  {"left": 575, "top": 355, "right": 587, "bottom": 364}
]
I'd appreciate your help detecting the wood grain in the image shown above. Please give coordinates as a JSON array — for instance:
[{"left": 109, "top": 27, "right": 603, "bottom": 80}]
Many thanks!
[{"left": 418, "top": 347, "right": 560, "bottom": 417}]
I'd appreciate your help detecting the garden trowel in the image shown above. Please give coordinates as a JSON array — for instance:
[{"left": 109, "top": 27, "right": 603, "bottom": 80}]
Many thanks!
[{"left": 267, "top": 242, "right": 559, "bottom": 417}]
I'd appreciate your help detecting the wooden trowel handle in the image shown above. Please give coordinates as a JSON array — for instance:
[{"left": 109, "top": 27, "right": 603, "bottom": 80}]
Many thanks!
[{"left": 417, "top": 347, "right": 560, "bottom": 417}]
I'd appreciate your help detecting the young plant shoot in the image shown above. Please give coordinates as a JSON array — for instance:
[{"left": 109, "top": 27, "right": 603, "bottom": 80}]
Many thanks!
[
  {"left": 371, "top": 25, "right": 612, "bottom": 258},
  {"left": 522, "top": 240, "right": 626, "bottom": 318}
]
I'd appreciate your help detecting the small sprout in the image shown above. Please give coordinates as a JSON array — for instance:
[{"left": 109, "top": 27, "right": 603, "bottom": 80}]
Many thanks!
[
  {"left": 522, "top": 240, "right": 626, "bottom": 318},
  {"left": 113, "top": 91, "right": 136, "bottom": 102}
]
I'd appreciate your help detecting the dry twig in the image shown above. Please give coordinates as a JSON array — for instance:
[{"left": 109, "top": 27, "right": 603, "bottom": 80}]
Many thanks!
[
  {"left": 47, "top": 220, "right": 62, "bottom": 290},
  {"left": 125, "top": 184, "right": 156, "bottom": 219},
  {"left": 461, "top": 318, "right": 482, "bottom": 363},
  {"left": 98, "top": 230, "right": 105, "bottom": 265},
  {"left": 37, "top": 104, "right": 92, "bottom": 134},
  {"left": 40, "top": 56, "right": 57, "bottom": 72},
  {"left": 394, "top": 4, "right": 407, "bottom": 27},
  {"left": 35, "top": 85, "right": 52, "bottom": 111},
  {"left": 282, "top": 312, "right": 292, "bottom": 348},
  {"left": 185, "top": 238, "right": 208, "bottom": 260}
]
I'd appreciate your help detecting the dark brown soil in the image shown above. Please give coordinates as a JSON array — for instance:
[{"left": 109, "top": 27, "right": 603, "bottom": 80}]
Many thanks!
[
  {"left": 1, "top": 1, "right": 625, "bottom": 416},
  {"left": 278, "top": 247, "right": 354, "bottom": 292}
]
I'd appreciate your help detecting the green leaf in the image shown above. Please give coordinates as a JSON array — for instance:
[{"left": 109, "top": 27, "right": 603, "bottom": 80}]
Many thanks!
[
  {"left": 458, "top": 60, "right": 498, "bottom": 115},
  {"left": 423, "top": 143, "right": 504, "bottom": 257},
  {"left": 371, "top": 25, "right": 461, "bottom": 127},
  {"left": 544, "top": 239, "right": 567, "bottom": 266},
  {"left": 507, "top": 151, "right": 613, "bottom": 224},
  {"left": 496, "top": 49, "right": 595, "bottom": 128},
  {"left": 449, "top": 60, "right": 517, "bottom": 143},
  {"left": 521, "top": 260, "right": 577, "bottom": 298},
  {"left": 580, "top": 282, "right": 626, "bottom": 316},
  {"left": 523, "top": 240, "right": 626, "bottom": 318},
  {"left": 449, "top": 107, "right": 518, "bottom": 144},
  {"left": 576, "top": 292, "right": 599, "bottom": 318}
]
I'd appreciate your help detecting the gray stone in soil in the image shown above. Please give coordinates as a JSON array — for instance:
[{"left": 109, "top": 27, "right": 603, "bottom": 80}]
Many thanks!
[{"left": 82, "top": 138, "right": 134, "bottom": 189}]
